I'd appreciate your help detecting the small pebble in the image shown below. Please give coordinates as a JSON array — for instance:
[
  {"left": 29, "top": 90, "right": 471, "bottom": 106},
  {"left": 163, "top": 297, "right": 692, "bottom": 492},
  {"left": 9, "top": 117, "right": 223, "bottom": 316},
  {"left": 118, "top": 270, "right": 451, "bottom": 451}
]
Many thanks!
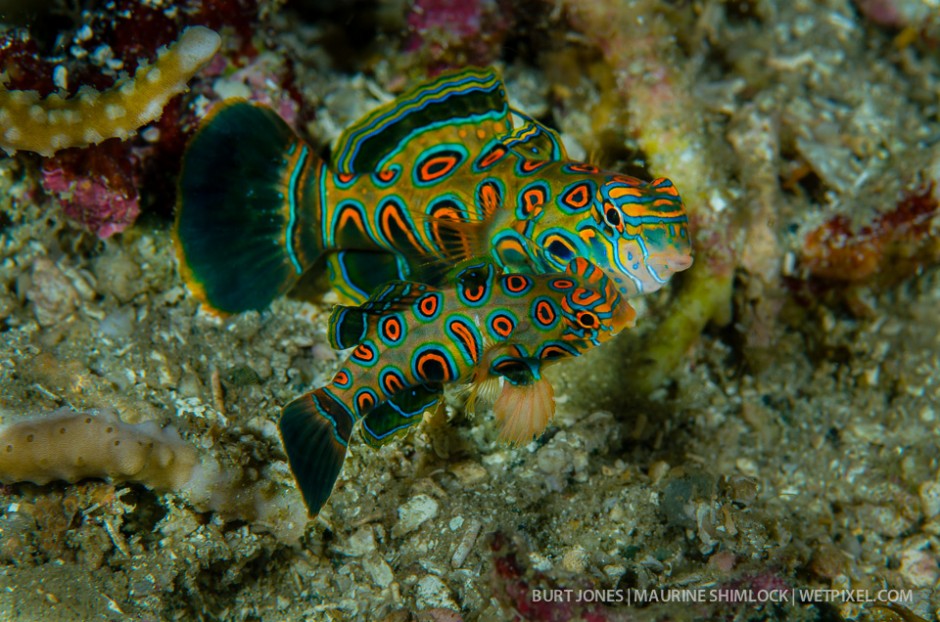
[
  {"left": 898, "top": 548, "right": 939, "bottom": 588},
  {"left": 392, "top": 494, "right": 438, "bottom": 537},
  {"left": 25, "top": 258, "right": 78, "bottom": 326},
  {"left": 735, "top": 457, "right": 759, "bottom": 477},
  {"left": 415, "top": 575, "right": 457, "bottom": 610},
  {"left": 362, "top": 556, "right": 394, "bottom": 588},
  {"left": 536, "top": 445, "right": 568, "bottom": 476},
  {"left": 92, "top": 250, "right": 143, "bottom": 303},
  {"left": 342, "top": 527, "right": 377, "bottom": 557},
  {"left": 649, "top": 460, "right": 670, "bottom": 485},
  {"left": 449, "top": 461, "right": 488, "bottom": 486},
  {"left": 919, "top": 480, "right": 940, "bottom": 518},
  {"left": 807, "top": 543, "right": 846, "bottom": 579},
  {"left": 603, "top": 564, "right": 625, "bottom": 580},
  {"left": 450, "top": 519, "right": 481, "bottom": 569},
  {"left": 560, "top": 545, "right": 587, "bottom": 574},
  {"left": 707, "top": 551, "right": 736, "bottom": 573}
]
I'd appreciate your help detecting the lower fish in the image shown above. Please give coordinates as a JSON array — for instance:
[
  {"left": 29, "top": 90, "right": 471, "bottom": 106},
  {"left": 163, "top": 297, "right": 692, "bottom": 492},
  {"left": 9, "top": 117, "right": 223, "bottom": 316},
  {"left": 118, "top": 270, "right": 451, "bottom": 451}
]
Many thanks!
[{"left": 280, "top": 258, "right": 636, "bottom": 515}]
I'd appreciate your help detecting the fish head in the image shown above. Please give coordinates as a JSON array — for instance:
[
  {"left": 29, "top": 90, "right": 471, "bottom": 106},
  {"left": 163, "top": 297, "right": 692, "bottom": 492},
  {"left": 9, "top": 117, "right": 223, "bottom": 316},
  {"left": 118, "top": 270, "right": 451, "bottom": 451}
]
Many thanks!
[
  {"left": 531, "top": 172, "right": 693, "bottom": 299},
  {"left": 595, "top": 175, "right": 693, "bottom": 297}
]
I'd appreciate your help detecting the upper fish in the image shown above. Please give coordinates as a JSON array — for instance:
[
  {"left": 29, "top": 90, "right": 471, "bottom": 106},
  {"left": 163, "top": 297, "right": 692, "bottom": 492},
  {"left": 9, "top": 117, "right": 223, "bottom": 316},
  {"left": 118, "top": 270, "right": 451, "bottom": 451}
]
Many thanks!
[{"left": 174, "top": 67, "right": 693, "bottom": 314}]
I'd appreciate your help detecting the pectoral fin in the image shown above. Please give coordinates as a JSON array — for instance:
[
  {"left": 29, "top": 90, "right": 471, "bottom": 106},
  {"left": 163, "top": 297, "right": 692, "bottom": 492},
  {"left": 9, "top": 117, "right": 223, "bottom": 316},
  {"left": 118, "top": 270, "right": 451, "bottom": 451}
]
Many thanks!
[{"left": 493, "top": 377, "right": 555, "bottom": 445}]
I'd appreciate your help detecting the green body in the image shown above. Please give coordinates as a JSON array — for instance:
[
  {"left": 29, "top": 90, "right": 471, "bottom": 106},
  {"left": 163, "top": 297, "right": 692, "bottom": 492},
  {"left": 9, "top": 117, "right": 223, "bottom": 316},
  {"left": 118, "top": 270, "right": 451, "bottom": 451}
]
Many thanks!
[{"left": 280, "top": 258, "right": 634, "bottom": 514}]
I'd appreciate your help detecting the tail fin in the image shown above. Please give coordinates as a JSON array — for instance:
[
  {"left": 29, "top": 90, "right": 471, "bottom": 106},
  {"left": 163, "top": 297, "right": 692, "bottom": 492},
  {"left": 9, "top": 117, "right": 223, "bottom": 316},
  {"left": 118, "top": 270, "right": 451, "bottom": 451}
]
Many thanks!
[
  {"left": 175, "top": 102, "right": 322, "bottom": 314},
  {"left": 279, "top": 389, "right": 354, "bottom": 516}
]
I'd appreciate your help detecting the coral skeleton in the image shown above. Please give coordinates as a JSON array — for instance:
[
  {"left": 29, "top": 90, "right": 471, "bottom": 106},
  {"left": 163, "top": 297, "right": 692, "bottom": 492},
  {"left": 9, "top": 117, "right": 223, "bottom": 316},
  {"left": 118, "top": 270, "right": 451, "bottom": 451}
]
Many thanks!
[{"left": 0, "top": 26, "right": 221, "bottom": 157}]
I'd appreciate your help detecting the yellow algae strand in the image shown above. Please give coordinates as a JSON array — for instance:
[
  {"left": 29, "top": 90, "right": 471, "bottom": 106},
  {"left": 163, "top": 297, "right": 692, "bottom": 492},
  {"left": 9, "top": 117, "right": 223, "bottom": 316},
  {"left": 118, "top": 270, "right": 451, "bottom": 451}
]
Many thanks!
[
  {"left": 564, "top": 3, "right": 735, "bottom": 393},
  {"left": 0, "top": 26, "right": 221, "bottom": 157}
]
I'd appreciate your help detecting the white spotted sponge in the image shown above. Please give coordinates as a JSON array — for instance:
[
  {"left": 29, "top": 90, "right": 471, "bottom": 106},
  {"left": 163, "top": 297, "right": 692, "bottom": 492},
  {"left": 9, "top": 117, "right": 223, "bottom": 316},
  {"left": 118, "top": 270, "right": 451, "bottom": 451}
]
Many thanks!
[
  {"left": 0, "top": 407, "right": 198, "bottom": 490},
  {"left": 0, "top": 26, "right": 221, "bottom": 157},
  {"left": 0, "top": 407, "right": 309, "bottom": 544}
]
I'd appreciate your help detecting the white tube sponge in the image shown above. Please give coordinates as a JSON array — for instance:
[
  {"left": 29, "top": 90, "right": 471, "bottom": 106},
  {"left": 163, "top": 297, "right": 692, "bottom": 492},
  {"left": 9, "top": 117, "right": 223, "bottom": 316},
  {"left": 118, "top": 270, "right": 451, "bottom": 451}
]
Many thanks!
[{"left": 0, "top": 408, "right": 197, "bottom": 490}]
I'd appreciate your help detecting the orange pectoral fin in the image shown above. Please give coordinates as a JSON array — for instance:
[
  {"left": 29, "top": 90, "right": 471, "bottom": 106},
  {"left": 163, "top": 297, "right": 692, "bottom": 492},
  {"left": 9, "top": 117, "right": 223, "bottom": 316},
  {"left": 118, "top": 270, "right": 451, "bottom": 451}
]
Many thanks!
[{"left": 492, "top": 377, "right": 555, "bottom": 445}]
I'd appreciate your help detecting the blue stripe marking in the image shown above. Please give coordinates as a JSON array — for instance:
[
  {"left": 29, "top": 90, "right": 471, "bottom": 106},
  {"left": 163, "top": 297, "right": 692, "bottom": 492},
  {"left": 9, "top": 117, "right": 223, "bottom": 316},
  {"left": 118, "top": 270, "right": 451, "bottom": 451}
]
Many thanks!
[
  {"left": 621, "top": 214, "right": 688, "bottom": 227},
  {"left": 318, "top": 162, "right": 330, "bottom": 249},
  {"left": 311, "top": 390, "right": 352, "bottom": 447},
  {"left": 286, "top": 145, "right": 309, "bottom": 275}
]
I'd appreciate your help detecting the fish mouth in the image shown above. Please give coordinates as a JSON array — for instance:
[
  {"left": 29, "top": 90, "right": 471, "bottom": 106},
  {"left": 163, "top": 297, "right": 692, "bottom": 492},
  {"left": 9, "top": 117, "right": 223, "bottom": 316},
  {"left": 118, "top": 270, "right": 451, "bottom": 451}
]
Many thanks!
[
  {"left": 602, "top": 244, "right": 694, "bottom": 299},
  {"left": 641, "top": 250, "right": 694, "bottom": 286},
  {"left": 661, "top": 252, "right": 694, "bottom": 273}
]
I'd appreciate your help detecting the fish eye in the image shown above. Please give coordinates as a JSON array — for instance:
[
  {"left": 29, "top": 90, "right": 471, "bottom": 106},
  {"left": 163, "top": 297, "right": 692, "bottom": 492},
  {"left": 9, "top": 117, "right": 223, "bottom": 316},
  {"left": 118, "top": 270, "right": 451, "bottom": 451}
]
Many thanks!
[
  {"left": 576, "top": 311, "right": 598, "bottom": 328},
  {"left": 604, "top": 206, "right": 622, "bottom": 228}
]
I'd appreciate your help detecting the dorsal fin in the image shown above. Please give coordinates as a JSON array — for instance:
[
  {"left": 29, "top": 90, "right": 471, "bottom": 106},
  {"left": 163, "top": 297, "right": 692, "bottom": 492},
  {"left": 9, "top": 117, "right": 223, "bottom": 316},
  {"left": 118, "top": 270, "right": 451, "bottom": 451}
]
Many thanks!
[
  {"left": 503, "top": 110, "right": 568, "bottom": 161},
  {"left": 332, "top": 67, "right": 511, "bottom": 174},
  {"left": 328, "top": 280, "right": 430, "bottom": 349},
  {"left": 360, "top": 383, "right": 443, "bottom": 448}
]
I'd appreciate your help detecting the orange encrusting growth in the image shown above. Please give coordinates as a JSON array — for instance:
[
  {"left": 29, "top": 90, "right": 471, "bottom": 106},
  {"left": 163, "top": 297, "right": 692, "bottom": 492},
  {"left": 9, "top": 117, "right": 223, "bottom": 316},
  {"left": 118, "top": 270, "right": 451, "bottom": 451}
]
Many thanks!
[{"left": 801, "top": 183, "right": 940, "bottom": 284}]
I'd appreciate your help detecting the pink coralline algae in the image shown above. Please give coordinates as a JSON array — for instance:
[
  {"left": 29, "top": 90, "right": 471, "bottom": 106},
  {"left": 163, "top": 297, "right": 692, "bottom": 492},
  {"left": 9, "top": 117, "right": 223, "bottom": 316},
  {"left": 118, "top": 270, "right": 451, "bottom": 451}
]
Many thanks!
[
  {"left": 852, "top": 0, "right": 940, "bottom": 43},
  {"left": 40, "top": 141, "right": 141, "bottom": 239},
  {"left": 855, "top": 0, "right": 910, "bottom": 27},
  {"left": 405, "top": 0, "right": 513, "bottom": 72}
]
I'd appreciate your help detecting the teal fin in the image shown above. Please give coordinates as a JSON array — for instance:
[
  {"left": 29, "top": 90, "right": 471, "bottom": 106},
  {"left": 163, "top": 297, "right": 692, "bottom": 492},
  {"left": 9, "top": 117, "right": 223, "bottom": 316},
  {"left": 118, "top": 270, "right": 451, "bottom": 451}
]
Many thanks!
[
  {"left": 360, "top": 383, "right": 443, "bottom": 448},
  {"left": 176, "top": 102, "right": 321, "bottom": 314},
  {"left": 279, "top": 389, "right": 354, "bottom": 516},
  {"left": 328, "top": 304, "right": 369, "bottom": 349},
  {"left": 503, "top": 110, "right": 568, "bottom": 161},
  {"left": 332, "top": 67, "right": 510, "bottom": 173},
  {"left": 360, "top": 280, "right": 427, "bottom": 313},
  {"left": 325, "top": 250, "right": 409, "bottom": 305},
  {"left": 328, "top": 280, "right": 427, "bottom": 349}
]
